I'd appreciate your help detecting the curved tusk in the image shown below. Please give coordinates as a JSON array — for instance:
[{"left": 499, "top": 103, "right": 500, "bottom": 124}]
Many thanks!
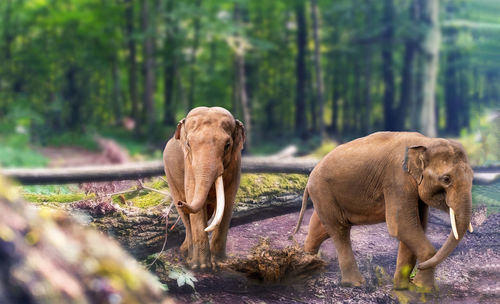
[
  {"left": 450, "top": 208, "right": 459, "bottom": 240},
  {"left": 468, "top": 222, "right": 473, "bottom": 233},
  {"left": 204, "top": 176, "right": 225, "bottom": 232}
]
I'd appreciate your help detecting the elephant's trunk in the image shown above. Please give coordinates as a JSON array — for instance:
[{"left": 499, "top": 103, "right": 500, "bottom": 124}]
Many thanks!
[
  {"left": 418, "top": 191, "right": 472, "bottom": 270},
  {"left": 177, "top": 155, "right": 225, "bottom": 232}
]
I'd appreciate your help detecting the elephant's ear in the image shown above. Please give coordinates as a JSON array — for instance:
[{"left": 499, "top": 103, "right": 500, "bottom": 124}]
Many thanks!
[
  {"left": 404, "top": 145, "right": 427, "bottom": 185},
  {"left": 233, "top": 119, "right": 246, "bottom": 152},
  {"left": 174, "top": 118, "right": 185, "bottom": 140}
]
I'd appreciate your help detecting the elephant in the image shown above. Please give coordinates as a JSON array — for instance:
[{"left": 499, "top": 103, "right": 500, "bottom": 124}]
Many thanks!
[
  {"left": 163, "top": 107, "right": 245, "bottom": 269},
  {"left": 294, "top": 132, "right": 474, "bottom": 290}
]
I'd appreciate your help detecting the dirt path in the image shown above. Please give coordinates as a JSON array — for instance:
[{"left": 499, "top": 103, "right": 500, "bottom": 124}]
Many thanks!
[{"left": 167, "top": 208, "right": 500, "bottom": 303}]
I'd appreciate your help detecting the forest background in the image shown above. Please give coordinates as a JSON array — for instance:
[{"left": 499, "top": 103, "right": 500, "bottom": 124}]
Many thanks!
[{"left": 0, "top": 0, "right": 499, "bottom": 167}]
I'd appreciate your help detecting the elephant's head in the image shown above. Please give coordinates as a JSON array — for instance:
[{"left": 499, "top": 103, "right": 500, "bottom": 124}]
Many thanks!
[
  {"left": 405, "top": 139, "right": 473, "bottom": 270},
  {"left": 174, "top": 107, "right": 245, "bottom": 232}
]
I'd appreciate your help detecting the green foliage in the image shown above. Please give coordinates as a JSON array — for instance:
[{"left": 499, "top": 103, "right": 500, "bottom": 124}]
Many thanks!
[
  {"left": 457, "top": 112, "right": 500, "bottom": 166},
  {"left": 23, "top": 193, "right": 88, "bottom": 204},
  {"left": 0, "top": 133, "right": 47, "bottom": 168},
  {"left": 44, "top": 132, "right": 99, "bottom": 151},
  {"left": 168, "top": 268, "right": 198, "bottom": 289}
]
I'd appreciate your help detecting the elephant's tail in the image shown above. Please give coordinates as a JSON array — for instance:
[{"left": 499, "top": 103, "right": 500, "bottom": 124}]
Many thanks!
[{"left": 293, "top": 186, "right": 309, "bottom": 235}]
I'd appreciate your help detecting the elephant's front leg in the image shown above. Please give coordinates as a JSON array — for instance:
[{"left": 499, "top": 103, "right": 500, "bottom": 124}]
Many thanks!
[
  {"left": 386, "top": 191, "right": 436, "bottom": 290},
  {"left": 394, "top": 241, "right": 416, "bottom": 289},
  {"left": 394, "top": 202, "right": 429, "bottom": 289},
  {"left": 210, "top": 199, "right": 234, "bottom": 266},
  {"left": 177, "top": 208, "right": 192, "bottom": 260},
  {"left": 189, "top": 210, "right": 212, "bottom": 269}
]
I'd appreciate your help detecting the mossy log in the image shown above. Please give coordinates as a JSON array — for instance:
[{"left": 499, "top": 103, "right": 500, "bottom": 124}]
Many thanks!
[
  {"left": 0, "top": 176, "right": 171, "bottom": 304},
  {"left": 66, "top": 193, "right": 305, "bottom": 260}
]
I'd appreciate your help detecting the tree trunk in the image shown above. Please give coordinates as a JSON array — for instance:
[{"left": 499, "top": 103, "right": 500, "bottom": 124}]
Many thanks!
[
  {"left": 362, "top": 48, "right": 372, "bottom": 135},
  {"left": 382, "top": 0, "right": 396, "bottom": 131},
  {"left": 163, "top": 0, "right": 177, "bottom": 126},
  {"left": 141, "top": 0, "right": 156, "bottom": 127},
  {"left": 0, "top": 0, "right": 13, "bottom": 118},
  {"left": 234, "top": 3, "right": 252, "bottom": 153},
  {"left": 330, "top": 54, "right": 339, "bottom": 136},
  {"left": 112, "top": 55, "right": 123, "bottom": 124},
  {"left": 310, "top": 0, "right": 325, "bottom": 141},
  {"left": 125, "top": 0, "right": 139, "bottom": 123},
  {"left": 444, "top": 28, "right": 459, "bottom": 135},
  {"left": 397, "top": 42, "right": 416, "bottom": 130},
  {"left": 295, "top": 0, "right": 308, "bottom": 139},
  {"left": 187, "top": 0, "right": 202, "bottom": 112},
  {"left": 418, "top": 0, "right": 440, "bottom": 137}
]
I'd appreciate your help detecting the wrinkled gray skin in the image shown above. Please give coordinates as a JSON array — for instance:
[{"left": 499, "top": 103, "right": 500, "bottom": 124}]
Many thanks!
[{"left": 295, "top": 132, "right": 473, "bottom": 290}]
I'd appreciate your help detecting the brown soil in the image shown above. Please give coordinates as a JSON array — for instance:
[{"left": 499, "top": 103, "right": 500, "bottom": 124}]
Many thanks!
[{"left": 165, "top": 207, "right": 500, "bottom": 304}]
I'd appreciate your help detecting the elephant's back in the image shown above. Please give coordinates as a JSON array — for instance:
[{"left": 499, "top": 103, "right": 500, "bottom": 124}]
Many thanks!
[{"left": 311, "top": 132, "right": 425, "bottom": 181}]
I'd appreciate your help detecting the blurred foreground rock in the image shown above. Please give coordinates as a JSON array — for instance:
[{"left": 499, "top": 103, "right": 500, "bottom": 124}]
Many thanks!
[{"left": 0, "top": 176, "right": 171, "bottom": 304}]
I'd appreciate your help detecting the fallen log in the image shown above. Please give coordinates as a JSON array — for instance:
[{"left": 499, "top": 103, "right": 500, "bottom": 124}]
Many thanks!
[
  {"left": 2, "top": 158, "right": 498, "bottom": 185},
  {"left": 65, "top": 193, "right": 306, "bottom": 260}
]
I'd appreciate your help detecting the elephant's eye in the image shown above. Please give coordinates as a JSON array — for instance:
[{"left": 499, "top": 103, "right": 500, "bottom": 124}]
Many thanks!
[
  {"left": 441, "top": 175, "right": 451, "bottom": 185},
  {"left": 224, "top": 141, "right": 231, "bottom": 152},
  {"left": 185, "top": 140, "right": 191, "bottom": 150}
]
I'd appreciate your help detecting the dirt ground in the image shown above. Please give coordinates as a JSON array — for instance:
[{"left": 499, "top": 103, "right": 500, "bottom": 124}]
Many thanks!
[
  {"left": 37, "top": 146, "right": 500, "bottom": 303},
  {"left": 166, "top": 207, "right": 500, "bottom": 304}
]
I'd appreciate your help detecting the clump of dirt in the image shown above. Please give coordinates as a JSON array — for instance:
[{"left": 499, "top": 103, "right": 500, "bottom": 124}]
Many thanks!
[{"left": 228, "top": 238, "right": 325, "bottom": 283}]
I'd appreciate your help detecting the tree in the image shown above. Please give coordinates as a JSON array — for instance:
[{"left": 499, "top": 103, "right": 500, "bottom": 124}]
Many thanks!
[
  {"left": 233, "top": 3, "right": 252, "bottom": 153},
  {"left": 125, "top": 0, "right": 139, "bottom": 123},
  {"left": 418, "top": 0, "right": 440, "bottom": 137},
  {"left": 310, "top": 0, "right": 325, "bottom": 141},
  {"left": 295, "top": 0, "right": 308, "bottom": 139},
  {"left": 141, "top": 0, "right": 156, "bottom": 127},
  {"left": 382, "top": 0, "right": 396, "bottom": 131},
  {"left": 163, "top": 0, "right": 177, "bottom": 126},
  {"left": 187, "top": 0, "right": 202, "bottom": 111}
]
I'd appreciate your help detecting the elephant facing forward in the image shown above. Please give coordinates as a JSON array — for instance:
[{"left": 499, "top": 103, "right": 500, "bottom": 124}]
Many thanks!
[
  {"left": 163, "top": 107, "right": 245, "bottom": 269},
  {"left": 294, "top": 132, "right": 473, "bottom": 290}
]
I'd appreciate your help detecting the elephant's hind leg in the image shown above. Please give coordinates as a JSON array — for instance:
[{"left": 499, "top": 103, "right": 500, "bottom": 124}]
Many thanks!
[
  {"left": 327, "top": 224, "right": 365, "bottom": 286},
  {"left": 311, "top": 214, "right": 365, "bottom": 287},
  {"left": 304, "top": 210, "right": 329, "bottom": 254}
]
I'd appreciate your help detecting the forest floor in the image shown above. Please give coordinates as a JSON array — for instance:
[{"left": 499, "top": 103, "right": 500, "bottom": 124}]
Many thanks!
[
  {"left": 32, "top": 144, "right": 500, "bottom": 303},
  {"left": 166, "top": 207, "right": 500, "bottom": 304}
]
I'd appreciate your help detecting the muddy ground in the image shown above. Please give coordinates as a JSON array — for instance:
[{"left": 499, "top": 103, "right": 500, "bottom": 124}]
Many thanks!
[{"left": 165, "top": 206, "right": 500, "bottom": 304}]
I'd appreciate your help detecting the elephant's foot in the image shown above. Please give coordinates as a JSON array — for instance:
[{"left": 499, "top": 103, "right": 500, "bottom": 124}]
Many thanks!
[
  {"left": 188, "top": 247, "right": 213, "bottom": 270},
  {"left": 411, "top": 268, "right": 436, "bottom": 292},
  {"left": 393, "top": 264, "right": 414, "bottom": 290},
  {"left": 393, "top": 276, "right": 410, "bottom": 290},
  {"left": 340, "top": 272, "right": 365, "bottom": 287},
  {"left": 210, "top": 252, "right": 227, "bottom": 268}
]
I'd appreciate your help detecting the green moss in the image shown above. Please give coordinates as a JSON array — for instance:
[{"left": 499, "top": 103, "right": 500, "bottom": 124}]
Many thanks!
[
  {"left": 23, "top": 193, "right": 89, "bottom": 203},
  {"left": 236, "top": 173, "right": 307, "bottom": 203},
  {"left": 126, "top": 191, "right": 167, "bottom": 209}
]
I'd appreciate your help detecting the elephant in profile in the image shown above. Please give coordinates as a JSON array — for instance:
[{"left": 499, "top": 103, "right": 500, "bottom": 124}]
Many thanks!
[
  {"left": 294, "top": 132, "right": 473, "bottom": 290},
  {"left": 163, "top": 107, "right": 245, "bottom": 269}
]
